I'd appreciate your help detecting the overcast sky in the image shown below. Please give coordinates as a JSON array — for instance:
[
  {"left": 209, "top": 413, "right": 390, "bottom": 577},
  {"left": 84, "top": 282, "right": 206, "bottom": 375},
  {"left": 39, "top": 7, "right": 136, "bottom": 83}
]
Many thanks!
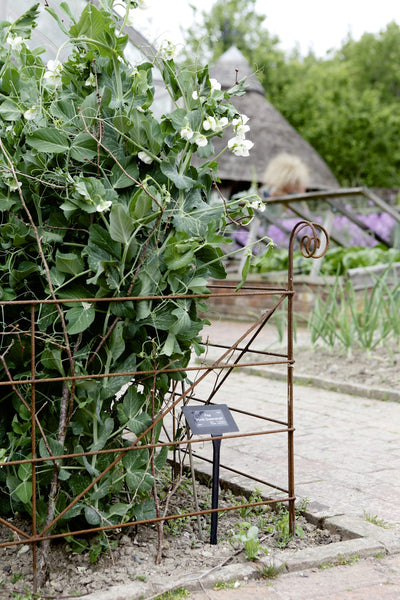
[{"left": 132, "top": 0, "right": 400, "bottom": 57}]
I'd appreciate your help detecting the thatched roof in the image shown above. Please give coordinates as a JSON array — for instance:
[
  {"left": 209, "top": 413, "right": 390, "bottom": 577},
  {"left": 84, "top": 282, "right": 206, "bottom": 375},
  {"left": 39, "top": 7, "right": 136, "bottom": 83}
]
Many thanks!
[{"left": 210, "top": 47, "right": 338, "bottom": 190}]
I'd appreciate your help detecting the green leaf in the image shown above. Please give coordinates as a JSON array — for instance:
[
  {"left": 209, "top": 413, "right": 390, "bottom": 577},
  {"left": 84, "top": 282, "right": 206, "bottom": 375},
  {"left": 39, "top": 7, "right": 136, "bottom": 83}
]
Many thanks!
[
  {"left": 49, "top": 97, "right": 79, "bottom": 130},
  {"left": 0, "top": 194, "right": 16, "bottom": 211},
  {"left": 196, "top": 245, "right": 226, "bottom": 279},
  {"left": 38, "top": 437, "right": 65, "bottom": 460},
  {"left": 69, "top": 4, "right": 122, "bottom": 58},
  {"left": 164, "top": 235, "right": 195, "bottom": 271},
  {"left": 0, "top": 100, "right": 21, "bottom": 121},
  {"left": 154, "top": 446, "right": 168, "bottom": 471},
  {"left": 126, "top": 412, "right": 152, "bottom": 436},
  {"left": 110, "top": 160, "right": 139, "bottom": 189},
  {"left": 17, "top": 462, "right": 31, "bottom": 482},
  {"left": 108, "top": 321, "right": 125, "bottom": 363},
  {"left": 70, "top": 132, "right": 98, "bottom": 161},
  {"left": 41, "top": 346, "right": 65, "bottom": 375},
  {"left": 9, "top": 3, "right": 40, "bottom": 38},
  {"left": 84, "top": 505, "right": 101, "bottom": 526},
  {"left": 109, "top": 204, "right": 135, "bottom": 244},
  {"left": 9, "top": 261, "right": 38, "bottom": 288},
  {"left": 79, "top": 91, "right": 99, "bottom": 125},
  {"left": 160, "top": 161, "right": 196, "bottom": 190},
  {"left": 162, "top": 332, "right": 178, "bottom": 356},
  {"left": 122, "top": 448, "right": 149, "bottom": 472},
  {"left": 129, "top": 188, "right": 153, "bottom": 220},
  {"left": 236, "top": 252, "right": 251, "bottom": 291},
  {"left": 101, "top": 354, "right": 137, "bottom": 399},
  {"left": 65, "top": 303, "right": 96, "bottom": 335},
  {"left": 90, "top": 417, "right": 114, "bottom": 452},
  {"left": 44, "top": 7, "right": 69, "bottom": 35},
  {"left": 173, "top": 190, "right": 224, "bottom": 237},
  {"left": 133, "top": 499, "right": 157, "bottom": 522},
  {"left": 170, "top": 307, "right": 191, "bottom": 335},
  {"left": 87, "top": 223, "right": 121, "bottom": 259},
  {"left": 14, "top": 480, "right": 32, "bottom": 504},
  {"left": 117, "top": 387, "right": 145, "bottom": 425},
  {"left": 56, "top": 251, "right": 85, "bottom": 275},
  {"left": 27, "top": 128, "right": 70, "bottom": 154},
  {"left": 126, "top": 471, "right": 153, "bottom": 492}
]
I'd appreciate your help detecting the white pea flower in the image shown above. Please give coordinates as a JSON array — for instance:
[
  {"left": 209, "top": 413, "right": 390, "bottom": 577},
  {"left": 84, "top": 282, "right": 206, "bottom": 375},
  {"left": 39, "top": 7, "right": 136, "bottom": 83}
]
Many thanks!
[
  {"left": 85, "top": 73, "right": 96, "bottom": 87},
  {"left": 228, "top": 136, "right": 254, "bottom": 157},
  {"left": 81, "top": 302, "right": 93, "bottom": 311},
  {"left": 159, "top": 40, "right": 177, "bottom": 61},
  {"left": 211, "top": 116, "right": 229, "bottom": 133},
  {"left": 235, "top": 123, "right": 250, "bottom": 137},
  {"left": 232, "top": 114, "right": 250, "bottom": 137},
  {"left": 209, "top": 78, "right": 221, "bottom": 91},
  {"left": 192, "top": 90, "right": 199, "bottom": 100},
  {"left": 193, "top": 133, "right": 208, "bottom": 147},
  {"left": 250, "top": 200, "right": 266, "bottom": 212},
  {"left": 7, "top": 178, "right": 22, "bottom": 191},
  {"left": 6, "top": 35, "right": 26, "bottom": 51},
  {"left": 24, "top": 106, "right": 40, "bottom": 121},
  {"left": 232, "top": 114, "right": 249, "bottom": 127},
  {"left": 96, "top": 199, "right": 112, "bottom": 212},
  {"left": 217, "top": 116, "right": 229, "bottom": 129},
  {"left": 43, "top": 59, "right": 63, "bottom": 87},
  {"left": 180, "top": 124, "right": 194, "bottom": 140},
  {"left": 202, "top": 115, "right": 217, "bottom": 132},
  {"left": 138, "top": 151, "right": 153, "bottom": 164}
]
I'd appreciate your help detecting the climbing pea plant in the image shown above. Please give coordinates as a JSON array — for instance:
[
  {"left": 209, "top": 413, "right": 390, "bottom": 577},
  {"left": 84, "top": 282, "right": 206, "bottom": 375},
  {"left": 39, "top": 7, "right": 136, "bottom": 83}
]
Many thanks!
[{"left": 0, "top": 0, "right": 260, "bottom": 551}]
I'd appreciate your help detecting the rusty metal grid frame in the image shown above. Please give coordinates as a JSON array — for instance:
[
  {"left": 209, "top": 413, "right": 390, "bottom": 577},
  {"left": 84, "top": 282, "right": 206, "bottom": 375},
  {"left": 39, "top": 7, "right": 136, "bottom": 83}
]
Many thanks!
[{"left": 0, "top": 220, "right": 328, "bottom": 593}]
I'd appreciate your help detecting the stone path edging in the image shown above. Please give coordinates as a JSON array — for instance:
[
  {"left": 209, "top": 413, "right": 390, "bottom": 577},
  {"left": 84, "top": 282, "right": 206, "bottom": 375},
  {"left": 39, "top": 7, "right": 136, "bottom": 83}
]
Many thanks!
[
  {"left": 239, "top": 366, "right": 400, "bottom": 403},
  {"left": 74, "top": 517, "right": 400, "bottom": 600}
]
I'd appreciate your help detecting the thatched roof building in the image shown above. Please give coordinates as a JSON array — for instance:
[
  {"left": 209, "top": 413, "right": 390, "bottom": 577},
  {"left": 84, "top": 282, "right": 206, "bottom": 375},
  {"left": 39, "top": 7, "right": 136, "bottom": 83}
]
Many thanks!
[{"left": 210, "top": 47, "right": 339, "bottom": 194}]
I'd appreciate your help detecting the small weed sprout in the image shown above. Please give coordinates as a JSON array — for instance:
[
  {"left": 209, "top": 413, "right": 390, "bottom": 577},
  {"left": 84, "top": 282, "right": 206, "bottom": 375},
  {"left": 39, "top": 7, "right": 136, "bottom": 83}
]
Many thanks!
[
  {"left": 256, "top": 561, "right": 285, "bottom": 579},
  {"left": 363, "top": 510, "right": 390, "bottom": 529},
  {"left": 155, "top": 587, "right": 190, "bottom": 600},
  {"left": 213, "top": 581, "right": 240, "bottom": 590},
  {"left": 229, "top": 522, "right": 269, "bottom": 561},
  {"left": 268, "top": 503, "right": 305, "bottom": 548},
  {"left": 319, "top": 554, "right": 360, "bottom": 569}
]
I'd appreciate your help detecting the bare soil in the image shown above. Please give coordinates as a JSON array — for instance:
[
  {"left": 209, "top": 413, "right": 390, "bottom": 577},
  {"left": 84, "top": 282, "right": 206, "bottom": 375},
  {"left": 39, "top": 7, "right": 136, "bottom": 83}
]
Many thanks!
[
  {"left": 0, "top": 482, "right": 341, "bottom": 599},
  {"left": 293, "top": 343, "right": 399, "bottom": 392}
]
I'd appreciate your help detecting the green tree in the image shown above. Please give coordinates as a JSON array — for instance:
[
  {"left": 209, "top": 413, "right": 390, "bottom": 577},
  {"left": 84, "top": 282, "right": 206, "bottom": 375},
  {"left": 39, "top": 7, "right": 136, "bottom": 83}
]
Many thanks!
[
  {"left": 179, "top": 0, "right": 283, "bottom": 71},
  {"left": 338, "top": 22, "right": 400, "bottom": 100},
  {"left": 272, "top": 57, "right": 400, "bottom": 187},
  {"left": 182, "top": 3, "right": 400, "bottom": 187}
]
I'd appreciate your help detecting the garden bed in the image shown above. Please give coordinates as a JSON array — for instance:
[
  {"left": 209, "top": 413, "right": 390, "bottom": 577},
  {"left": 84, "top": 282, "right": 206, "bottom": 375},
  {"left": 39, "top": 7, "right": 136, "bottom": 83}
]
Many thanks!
[{"left": 0, "top": 479, "right": 341, "bottom": 598}]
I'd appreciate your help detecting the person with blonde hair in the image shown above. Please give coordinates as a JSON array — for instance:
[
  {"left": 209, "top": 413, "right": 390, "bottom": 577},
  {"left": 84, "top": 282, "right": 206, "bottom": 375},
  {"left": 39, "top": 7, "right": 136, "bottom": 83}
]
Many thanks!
[
  {"left": 238, "top": 153, "right": 310, "bottom": 270},
  {"left": 262, "top": 152, "right": 310, "bottom": 197}
]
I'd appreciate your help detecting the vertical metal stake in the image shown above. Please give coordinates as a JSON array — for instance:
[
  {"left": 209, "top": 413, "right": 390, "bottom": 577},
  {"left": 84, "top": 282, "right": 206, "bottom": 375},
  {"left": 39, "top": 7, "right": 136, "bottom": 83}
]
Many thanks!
[{"left": 210, "top": 436, "right": 221, "bottom": 545}]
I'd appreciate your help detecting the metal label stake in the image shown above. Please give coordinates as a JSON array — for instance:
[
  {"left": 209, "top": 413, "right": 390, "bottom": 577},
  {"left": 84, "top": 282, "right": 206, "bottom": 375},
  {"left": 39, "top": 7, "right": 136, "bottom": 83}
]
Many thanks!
[{"left": 182, "top": 404, "right": 239, "bottom": 545}]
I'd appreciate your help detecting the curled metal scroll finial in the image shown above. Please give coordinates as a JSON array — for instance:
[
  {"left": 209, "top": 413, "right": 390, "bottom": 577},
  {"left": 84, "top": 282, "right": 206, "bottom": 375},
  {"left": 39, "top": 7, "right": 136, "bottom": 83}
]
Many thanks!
[{"left": 288, "top": 221, "right": 330, "bottom": 288}]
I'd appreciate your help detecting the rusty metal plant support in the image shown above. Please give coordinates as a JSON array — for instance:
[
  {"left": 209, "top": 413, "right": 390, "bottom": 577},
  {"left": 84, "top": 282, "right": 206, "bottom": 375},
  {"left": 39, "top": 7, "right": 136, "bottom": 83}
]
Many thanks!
[{"left": 0, "top": 221, "right": 328, "bottom": 594}]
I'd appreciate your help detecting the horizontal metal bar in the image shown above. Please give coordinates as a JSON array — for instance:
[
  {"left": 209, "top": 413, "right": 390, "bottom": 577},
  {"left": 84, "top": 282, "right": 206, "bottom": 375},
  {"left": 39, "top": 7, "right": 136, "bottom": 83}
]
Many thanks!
[
  {"left": 0, "top": 289, "right": 293, "bottom": 306},
  {"left": 0, "top": 427, "right": 293, "bottom": 468},
  {"left": 0, "top": 496, "right": 295, "bottom": 548},
  {"left": 0, "top": 358, "right": 293, "bottom": 387}
]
